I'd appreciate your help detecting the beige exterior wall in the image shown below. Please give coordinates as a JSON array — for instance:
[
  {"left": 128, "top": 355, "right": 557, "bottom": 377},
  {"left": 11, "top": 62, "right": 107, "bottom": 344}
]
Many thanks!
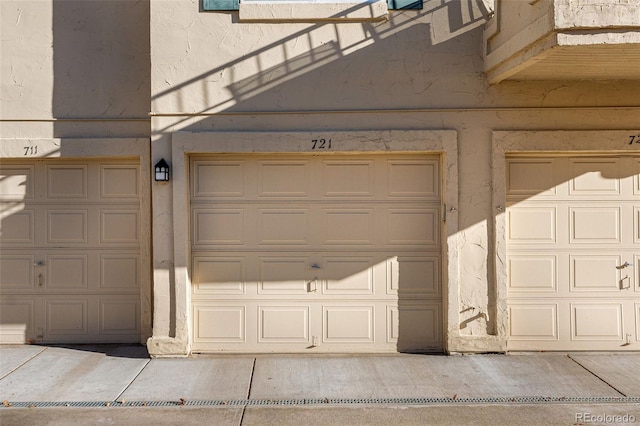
[{"left": 2, "top": 0, "right": 639, "bottom": 355}]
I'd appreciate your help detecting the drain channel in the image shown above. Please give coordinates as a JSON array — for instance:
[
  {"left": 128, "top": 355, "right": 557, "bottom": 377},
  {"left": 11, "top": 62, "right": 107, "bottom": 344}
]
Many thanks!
[{"left": 4, "top": 396, "right": 640, "bottom": 408}]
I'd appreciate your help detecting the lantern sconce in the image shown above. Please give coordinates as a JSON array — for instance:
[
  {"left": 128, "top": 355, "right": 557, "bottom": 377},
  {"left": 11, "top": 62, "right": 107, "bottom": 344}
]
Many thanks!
[{"left": 154, "top": 159, "right": 170, "bottom": 182}]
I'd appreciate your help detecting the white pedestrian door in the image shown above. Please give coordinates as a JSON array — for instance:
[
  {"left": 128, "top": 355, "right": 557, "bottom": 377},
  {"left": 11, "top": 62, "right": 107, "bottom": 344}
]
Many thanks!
[
  {"left": 506, "top": 155, "right": 639, "bottom": 350},
  {"left": 190, "top": 154, "right": 443, "bottom": 353},
  {"left": 0, "top": 159, "right": 142, "bottom": 343}
]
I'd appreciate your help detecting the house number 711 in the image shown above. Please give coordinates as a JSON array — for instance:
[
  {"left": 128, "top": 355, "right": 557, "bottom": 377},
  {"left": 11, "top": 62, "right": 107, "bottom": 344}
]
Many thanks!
[{"left": 23, "top": 146, "right": 38, "bottom": 156}]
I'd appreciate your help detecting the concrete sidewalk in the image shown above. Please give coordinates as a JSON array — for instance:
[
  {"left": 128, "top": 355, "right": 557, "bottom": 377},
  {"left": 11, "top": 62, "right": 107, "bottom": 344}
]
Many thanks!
[{"left": 1, "top": 345, "right": 639, "bottom": 425}]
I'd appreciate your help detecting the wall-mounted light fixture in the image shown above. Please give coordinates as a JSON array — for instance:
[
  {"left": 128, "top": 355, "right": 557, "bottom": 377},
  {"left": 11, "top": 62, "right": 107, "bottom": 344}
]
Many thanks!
[{"left": 154, "top": 159, "right": 170, "bottom": 181}]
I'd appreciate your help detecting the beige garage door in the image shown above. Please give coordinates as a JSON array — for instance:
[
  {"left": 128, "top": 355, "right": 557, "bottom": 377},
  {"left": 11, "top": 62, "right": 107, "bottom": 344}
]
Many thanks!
[
  {"left": 506, "top": 155, "right": 639, "bottom": 351},
  {"left": 190, "top": 154, "right": 443, "bottom": 353},
  {"left": 0, "top": 159, "right": 142, "bottom": 344}
]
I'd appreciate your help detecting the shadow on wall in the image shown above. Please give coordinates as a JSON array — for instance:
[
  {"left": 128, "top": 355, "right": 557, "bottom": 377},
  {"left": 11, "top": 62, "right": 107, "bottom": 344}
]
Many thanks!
[
  {"left": 152, "top": 0, "right": 491, "bottom": 133},
  {"left": 51, "top": 0, "right": 149, "bottom": 124}
]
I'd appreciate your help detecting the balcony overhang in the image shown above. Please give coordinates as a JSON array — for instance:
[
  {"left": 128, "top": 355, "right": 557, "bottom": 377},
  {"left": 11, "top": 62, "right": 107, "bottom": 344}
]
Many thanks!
[{"left": 484, "top": 0, "right": 640, "bottom": 84}]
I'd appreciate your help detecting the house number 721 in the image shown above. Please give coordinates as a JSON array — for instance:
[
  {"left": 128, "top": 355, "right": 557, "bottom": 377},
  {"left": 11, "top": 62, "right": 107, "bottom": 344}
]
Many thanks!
[
  {"left": 311, "top": 139, "right": 332, "bottom": 150},
  {"left": 629, "top": 135, "right": 640, "bottom": 145}
]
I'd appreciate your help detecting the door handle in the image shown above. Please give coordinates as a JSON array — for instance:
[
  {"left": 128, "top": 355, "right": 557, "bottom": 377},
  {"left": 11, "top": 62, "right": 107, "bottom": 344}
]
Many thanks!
[
  {"left": 620, "top": 275, "right": 630, "bottom": 290},
  {"left": 37, "top": 273, "right": 43, "bottom": 287},
  {"left": 34, "top": 261, "right": 45, "bottom": 267},
  {"left": 616, "top": 262, "right": 631, "bottom": 270},
  {"left": 307, "top": 277, "right": 318, "bottom": 292}
]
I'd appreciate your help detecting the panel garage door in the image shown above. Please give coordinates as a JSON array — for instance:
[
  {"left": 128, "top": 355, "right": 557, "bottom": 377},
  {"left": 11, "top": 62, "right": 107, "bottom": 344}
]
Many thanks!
[
  {"left": 190, "top": 154, "right": 443, "bottom": 353},
  {"left": 0, "top": 159, "right": 142, "bottom": 344},
  {"left": 506, "top": 155, "right": 639, "bottom": 351}
]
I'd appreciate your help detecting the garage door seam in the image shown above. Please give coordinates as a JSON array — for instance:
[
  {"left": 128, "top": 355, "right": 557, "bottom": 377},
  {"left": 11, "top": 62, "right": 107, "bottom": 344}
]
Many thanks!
[{"left": 567, "top": 355, "right": 626, "bottom": 397}]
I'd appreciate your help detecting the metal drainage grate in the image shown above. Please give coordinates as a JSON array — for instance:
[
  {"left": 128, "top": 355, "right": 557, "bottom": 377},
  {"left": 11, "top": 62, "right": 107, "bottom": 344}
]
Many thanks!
[{"left": 3, "top": 396, "right": 640, "bottom": 408}]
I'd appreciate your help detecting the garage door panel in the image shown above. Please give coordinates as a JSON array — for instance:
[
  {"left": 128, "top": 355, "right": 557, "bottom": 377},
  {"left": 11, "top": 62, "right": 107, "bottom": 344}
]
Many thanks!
[
  {"left": 509, "top": 303, "right": 559, "bottom": 341},
  {"left": 323, "top": 257, "right": 373, "bottom": 295},
  {"left": 47, "top": 254, "right": 87, "bottom": 289},
  {"left": 570, "top": 255, "right": 622, "bottom": 292},
  {"left": 569, "top": 159, "right": 621, "bottom": 195},
  {"left": 100, "top": 254, "right": 140, "bottom": 290},
  {"left": 193, "top": 209, "right": 245, "bottom": 246},
  {"left": 100, "top": 297, "right": 139, "bottom": 335},
  {"left": 323, "top": 306, "right": 374, "bottom": 343},
  {"left": 193, "top": 304, "right": 246, "bottom": 343},
  {"left": 388, "top": 304, "right": 442, "bottom": 349},
  {"left": 508, "top": 255, "right": 557, "bottom": 293},
  {"left": 258, "top": 257, "right": 310, "bottom": 294},
  {"left": 100, "top": 210, "right": 139, "bottom": 244},
  {"left": 193, "top": 256, "right": 246, "bottom": 295},
  {"left": 100, "top": 165, "right": 140, "bottom": 199},
  {"left": 507, "top": 159, "right": 557, "bottom": 196},
  {"left": 258, "top": 209, "right": 309, "bottom": 245},
  {"left": 321, "top": 160, "right": 374, "bottom": 198},
  {"left": 0, "top": 299, "right": 35, "bottom": 343},
  {"left": 258, "top": 160, "right": 310, "bottom": 198},
  {"left": 192, "top": 161, "right": 246, "bottom": 199},
  {"left": 47, "top": 209, "right": 88, "bottom": 244},
  {"left": 0, "top": 165, "right": 35, "bottom": 200},
  {"left": 570, "top": 207, "right": 621, "bottom": 243},
  {"left": 571, "top": 303, "right": 623, "bottom": 341},
  {"left": 387, "top": 208, "right": 439, "bottom": 246},
  {"left": 46, "top": 165, "right": 88, "bottom": 199},
  {"left": 1, "top": 209, "right": 35, "bottom": 245},
  {"left": 388, "top": 256, "right": 441, "bottom": 296},
  {"left": 508, "top": 207, "right": 556, "bottom": 243},
  {"left": 387, "top": 160, "right": 439, "bottom": 199},
  {"left": 322, "top": 209, "right": 373, "bottom": 246},
  {"left": 0, "top": 255, "right": 34, "bottom": 289},
  {"left": 47, "top": 299, "right": 88, "bottom": 336},
  {"left": 259, "top": 306, "right": 310, "bottom": 343}
]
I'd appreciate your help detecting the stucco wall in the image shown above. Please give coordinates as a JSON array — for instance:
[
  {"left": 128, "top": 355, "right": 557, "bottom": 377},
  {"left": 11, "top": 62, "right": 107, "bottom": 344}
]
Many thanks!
[
  {"left": 0, "top": 0, "right": 150, "bottom": 138},
  {"left": 148, "top": 0, "right": 640, "bottom": 354},
  {"left": 485, "top": 0, "right": 552, "bottom": 57},
  {"left": 554, "top": 0, "right": 640, "bottom": 29}
]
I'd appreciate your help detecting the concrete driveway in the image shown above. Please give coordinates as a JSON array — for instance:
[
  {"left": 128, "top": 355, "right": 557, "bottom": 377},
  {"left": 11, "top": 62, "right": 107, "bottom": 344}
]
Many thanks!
[{"left": 1, "top": 345, "right": 639, "bottom": 425}]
